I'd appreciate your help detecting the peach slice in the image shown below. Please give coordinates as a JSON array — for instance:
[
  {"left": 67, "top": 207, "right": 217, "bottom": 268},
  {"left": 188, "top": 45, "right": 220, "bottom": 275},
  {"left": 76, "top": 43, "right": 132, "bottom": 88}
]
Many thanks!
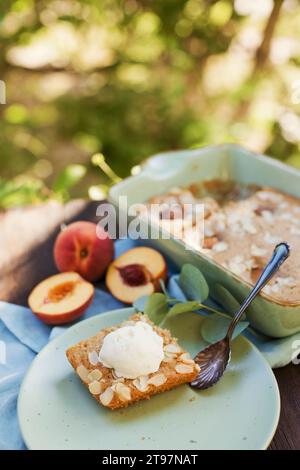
[
  {"left": 106, "top": 247, "right": 167, "bottom": 304},
  {"left": 28, "top": 272, "right": 94, "bottom": 325}
]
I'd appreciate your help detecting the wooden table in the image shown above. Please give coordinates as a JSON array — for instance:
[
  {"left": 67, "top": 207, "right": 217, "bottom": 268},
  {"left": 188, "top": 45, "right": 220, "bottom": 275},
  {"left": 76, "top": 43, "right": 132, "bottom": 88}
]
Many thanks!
[{"left": 1, "top": 200, "right": 299, "bottom": 450}]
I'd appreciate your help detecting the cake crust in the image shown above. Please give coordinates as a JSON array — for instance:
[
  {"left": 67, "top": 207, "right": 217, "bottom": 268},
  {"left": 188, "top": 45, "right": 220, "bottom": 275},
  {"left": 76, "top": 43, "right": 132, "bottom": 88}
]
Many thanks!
[{"left": 66, "top": 313, "right": 199, "bottom": 409}]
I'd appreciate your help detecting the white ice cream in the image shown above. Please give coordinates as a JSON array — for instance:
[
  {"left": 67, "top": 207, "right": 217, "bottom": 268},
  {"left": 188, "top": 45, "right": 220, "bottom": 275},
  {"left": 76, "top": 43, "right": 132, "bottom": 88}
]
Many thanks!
[{"left": 98, "top": 321, "right": 164, "bottom": 379}]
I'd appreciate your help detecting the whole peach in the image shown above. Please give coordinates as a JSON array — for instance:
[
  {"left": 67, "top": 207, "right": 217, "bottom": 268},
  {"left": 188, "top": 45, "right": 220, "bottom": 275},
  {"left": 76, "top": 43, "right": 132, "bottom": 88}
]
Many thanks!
[{"left": 54, "top": 221, "right": 114, "bottom": 282}]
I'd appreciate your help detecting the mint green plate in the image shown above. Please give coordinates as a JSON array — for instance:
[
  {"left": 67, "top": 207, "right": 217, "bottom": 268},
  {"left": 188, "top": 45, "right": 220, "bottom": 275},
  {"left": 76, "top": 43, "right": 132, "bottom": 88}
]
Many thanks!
[{"left": 18, "top": 308, "right": 280, "bottom": 450}]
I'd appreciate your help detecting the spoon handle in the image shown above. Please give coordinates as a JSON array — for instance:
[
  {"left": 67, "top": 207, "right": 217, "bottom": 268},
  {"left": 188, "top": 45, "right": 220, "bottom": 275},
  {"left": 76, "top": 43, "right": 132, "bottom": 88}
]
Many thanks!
[{"left": 227, "top": 242, "right": 290, "bottom": 339}]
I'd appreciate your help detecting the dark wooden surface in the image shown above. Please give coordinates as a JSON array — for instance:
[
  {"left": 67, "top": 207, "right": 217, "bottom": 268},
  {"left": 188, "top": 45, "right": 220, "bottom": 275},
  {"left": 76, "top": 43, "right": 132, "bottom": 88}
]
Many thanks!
[{"left": 0, "top": 200, "right": 299, "bottom": 450}]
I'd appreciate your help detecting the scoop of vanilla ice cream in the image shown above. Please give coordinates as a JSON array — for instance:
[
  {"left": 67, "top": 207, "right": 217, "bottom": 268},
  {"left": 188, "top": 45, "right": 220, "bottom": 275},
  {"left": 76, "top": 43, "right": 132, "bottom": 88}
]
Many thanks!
[{"left": 98, "top": 321, "right": 164, "bottom": 379}]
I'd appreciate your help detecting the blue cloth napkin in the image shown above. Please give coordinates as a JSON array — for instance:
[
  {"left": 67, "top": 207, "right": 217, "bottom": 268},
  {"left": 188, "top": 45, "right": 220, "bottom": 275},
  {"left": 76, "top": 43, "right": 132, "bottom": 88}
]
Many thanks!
[{"left": 0, "top": 239, "right": 299, "bottom": 449}]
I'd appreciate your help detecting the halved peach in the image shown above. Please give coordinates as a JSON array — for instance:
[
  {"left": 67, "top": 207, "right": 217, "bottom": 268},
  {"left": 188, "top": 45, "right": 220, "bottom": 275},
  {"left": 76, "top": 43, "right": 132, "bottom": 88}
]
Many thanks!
[
  {"left": 106, "top": 247, "right": 167, "bottom": 304},
  {"left": 28, "top": 272, "right": 94, "bottom": 325}
]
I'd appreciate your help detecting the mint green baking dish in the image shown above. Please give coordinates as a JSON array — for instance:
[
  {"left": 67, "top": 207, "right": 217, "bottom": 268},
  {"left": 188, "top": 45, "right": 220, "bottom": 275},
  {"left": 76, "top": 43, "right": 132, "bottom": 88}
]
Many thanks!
[{"left": 109, "top": 144, "right": 300, "bottom": 338}]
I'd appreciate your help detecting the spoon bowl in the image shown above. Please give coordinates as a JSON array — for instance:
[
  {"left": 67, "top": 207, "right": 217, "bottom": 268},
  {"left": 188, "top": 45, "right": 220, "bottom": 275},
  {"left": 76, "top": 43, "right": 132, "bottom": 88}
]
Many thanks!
[{"left": 190, "top": 337, "right": 230, "bottom": 389}]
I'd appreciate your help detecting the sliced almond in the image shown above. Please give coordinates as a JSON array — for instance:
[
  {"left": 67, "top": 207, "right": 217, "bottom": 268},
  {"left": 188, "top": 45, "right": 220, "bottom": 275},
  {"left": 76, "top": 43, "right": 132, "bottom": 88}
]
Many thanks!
[
  {"left": 175, "top": 364, "right": 194, "bottom": 374},
  {"left": 88, "top": 380, "right": 103, "bottom": 395},
  {"left": 179, "top": 352, "right": 191, "bottom": 360},
  {"left": 87, "top": 369, "right": 102, "bottom": 382},
  {"left": 179, "top": 353, "right": 195, "bottom": 365},
  {"left": 212, "top": 241, "right": 228, "bottom": 253},
  {"left": 110, "top": 378, "right": 125, "bottom": 391},
  {"left": 133, "top": 375, "right": 149, "bottom": 393},
  {"left": 147, "top": 373, "right": 167, "bottom": 387},
  {"left": 100, "top": 387, "right": 114, "bottom": 406},
  {"left": 164, "top": 343, "right": 181, "bottom": 354},
  {"left": 88, "top": 351, "right": 99, "bottom": 366},
  {"left": 112, "top": 370, "right": 125, "bottom": 381},
  {"left": 115, "top": 383, "right": 131, "bottom": 402},
  {"left": 179, "top": 359, "right": 195, "bottom": 365},
  {"left": 112, "top": 377, "right": 125, "bottom": 384},
  {"left": 76, "top": 365, "right": 90, "bottom": 383},
  {"left": 250, "top": 244, "right": 267, "bottom": 257}
]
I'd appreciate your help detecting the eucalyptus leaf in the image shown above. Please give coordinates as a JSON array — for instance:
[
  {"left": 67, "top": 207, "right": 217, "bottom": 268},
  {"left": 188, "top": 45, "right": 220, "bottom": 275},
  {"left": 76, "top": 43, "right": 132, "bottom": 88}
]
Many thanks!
[
  {"left": 133, "top": 295, "right": 149, "bottom": 313},
  {"left": 201, "top": 314, "right": 249, "bottom": 344},
  {"left": 179, "top": 264, "right": 209, "bottom": 302},
  {"left": 52, "top": 164, "right": 86, "bottom": 193},
  {"left": 144, "top": 293, "right": 169, "bottom": 325},
  {"left": 167, "top": 301, "right": 200, "bottom": 318},
  {"left": 212, "top": 284, "right": 246, "bottom": 320}
]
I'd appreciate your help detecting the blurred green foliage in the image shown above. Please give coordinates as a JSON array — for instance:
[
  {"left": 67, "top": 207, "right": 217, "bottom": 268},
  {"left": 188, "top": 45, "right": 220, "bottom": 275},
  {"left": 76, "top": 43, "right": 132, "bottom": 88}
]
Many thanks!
[{"left": 0, "top": 0, "right": 300, "bottom": 207}]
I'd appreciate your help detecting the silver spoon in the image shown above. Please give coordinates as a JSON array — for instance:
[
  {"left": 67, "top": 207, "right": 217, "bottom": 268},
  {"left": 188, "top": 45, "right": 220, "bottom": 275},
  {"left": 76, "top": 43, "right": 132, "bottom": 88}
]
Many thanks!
[{"left": 190, "top": 242, "right": 290, "bottom": 390}]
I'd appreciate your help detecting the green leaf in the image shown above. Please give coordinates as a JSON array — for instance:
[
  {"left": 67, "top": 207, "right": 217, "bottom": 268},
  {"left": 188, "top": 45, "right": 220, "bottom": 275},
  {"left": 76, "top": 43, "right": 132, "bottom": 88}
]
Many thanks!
[
  {"left": 0, "top": 177, "right": 46, "bottom": 208},
  {"left": 179, "top": 264, "right": 209, "bottom": 302},
  {"left": 201, "top": 314, "right": 249, "bottom": 344},
  {"left": 212, "top": 284, "right": 246, "bottom": 320},
  {"left": 144, "top": 293, "right": 169, "bottom": 325},
  {"left": 52, "top": 164, "right": 86, "bottom": 194},
  {"left": 133, "top": 295, "right": 149, "bottom": 312},
  {"left": 167, "top": 301, "right": 200, "bottom": 318}
]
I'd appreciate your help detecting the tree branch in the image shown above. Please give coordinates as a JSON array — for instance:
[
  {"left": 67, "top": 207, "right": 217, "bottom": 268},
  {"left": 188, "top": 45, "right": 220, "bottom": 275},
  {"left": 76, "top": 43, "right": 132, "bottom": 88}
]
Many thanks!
[{"left": 253, "top": 0, "right": 284, "bottom": 75}]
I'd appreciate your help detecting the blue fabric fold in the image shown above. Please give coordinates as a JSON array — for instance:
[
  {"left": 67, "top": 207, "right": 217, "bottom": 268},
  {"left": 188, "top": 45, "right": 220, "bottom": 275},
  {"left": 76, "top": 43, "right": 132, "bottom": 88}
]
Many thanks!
[{"left": 0, "top": 238, "right": 299, "bottom": 449}]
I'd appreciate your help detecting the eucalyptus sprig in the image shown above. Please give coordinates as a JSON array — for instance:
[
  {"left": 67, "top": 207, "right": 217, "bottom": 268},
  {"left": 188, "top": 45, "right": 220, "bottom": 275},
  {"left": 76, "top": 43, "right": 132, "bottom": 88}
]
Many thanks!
[{"left": 133, "top": 264, "right": 249, "bottom": 344}]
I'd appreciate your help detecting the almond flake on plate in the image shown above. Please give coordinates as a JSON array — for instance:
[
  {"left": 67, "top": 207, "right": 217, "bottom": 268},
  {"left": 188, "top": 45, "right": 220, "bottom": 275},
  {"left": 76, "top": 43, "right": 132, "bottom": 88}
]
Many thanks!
[
  {"left": 179, "top": 352, "right": 192, "bottom": 361},
  {"left": 76, "top": 365, "right": 89, "bottom": 383},
  {"left": 115, "top": 383, "right": 131, "bottom": 402},
  {"left": 179, "top": 353, "right": 195, "bottom": 365},
  {"left": 88, "top": 351, "right": 99, "bottom": 366},
  {"left": 164, "top": 343, "right": 182, "bottom": 354},
  {"left": 175, "top": 364, "right": 194, "bottom": 374},
  {"left": 133, "top": 375, "right": 149, "bottom": 392},
  {"left": 88, "top": 380, "right": 103, "bottom": 395},
  {"left": 87, "top": 369, "right": 102, "bottom": 382},
  {"left": 147, "top": 374, "right": 167, "bottom": 387},
  {"left": 112, "top": 370, "right": 125, "bottom": 381},
  {"left": 100, "top": 387, "right": 114, "bottom": 406}
]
